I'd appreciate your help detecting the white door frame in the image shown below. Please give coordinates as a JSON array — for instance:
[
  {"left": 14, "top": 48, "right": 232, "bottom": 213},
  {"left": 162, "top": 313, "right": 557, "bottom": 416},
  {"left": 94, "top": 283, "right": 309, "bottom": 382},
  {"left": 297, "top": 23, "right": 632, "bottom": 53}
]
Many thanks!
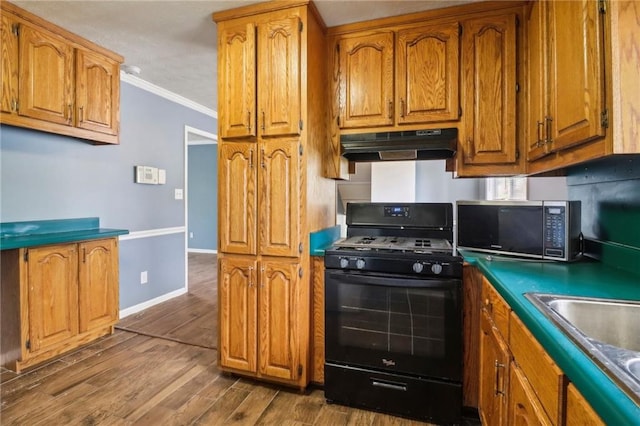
[{"left": 183, "top": 125, "right": 218, "bottom": 290}]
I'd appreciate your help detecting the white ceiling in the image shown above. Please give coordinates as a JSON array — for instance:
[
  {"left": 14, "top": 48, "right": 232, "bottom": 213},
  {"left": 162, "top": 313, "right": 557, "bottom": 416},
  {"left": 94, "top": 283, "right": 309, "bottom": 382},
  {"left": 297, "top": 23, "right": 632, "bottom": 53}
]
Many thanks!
[{"left": 13, "top": 0, "right": 475, "bottom": 113}]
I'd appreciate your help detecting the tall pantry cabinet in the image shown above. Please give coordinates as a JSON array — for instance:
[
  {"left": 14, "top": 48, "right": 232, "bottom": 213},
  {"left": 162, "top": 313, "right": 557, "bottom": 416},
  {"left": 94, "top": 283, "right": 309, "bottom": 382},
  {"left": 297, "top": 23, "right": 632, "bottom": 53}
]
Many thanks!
[{"left": 213, "top": 1, "right": 335, "bottom": 390}]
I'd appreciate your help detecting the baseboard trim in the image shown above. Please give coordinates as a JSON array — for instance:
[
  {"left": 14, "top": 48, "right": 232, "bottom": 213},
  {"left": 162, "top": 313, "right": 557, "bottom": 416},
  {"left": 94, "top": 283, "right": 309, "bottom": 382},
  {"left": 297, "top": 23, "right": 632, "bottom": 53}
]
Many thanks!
[
  {"left": 119, "top": 287, "right": 187, "bottom": 318},
  {"left": 188, "top": 248, "right": 218, "bottom": 254}
]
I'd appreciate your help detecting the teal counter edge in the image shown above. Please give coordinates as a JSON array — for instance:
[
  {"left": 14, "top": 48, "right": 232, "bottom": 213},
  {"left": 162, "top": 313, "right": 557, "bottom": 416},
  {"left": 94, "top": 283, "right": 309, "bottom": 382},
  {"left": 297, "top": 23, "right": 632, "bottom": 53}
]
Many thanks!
[
  {"left": 1, "top": 218, "right": 129, "bottom": 250},
  {"left": 462, "top": 250, "right": 640, "bottom": 425},
  {"left": 310, "top": 225, "right": 341, "bottom": 256}
]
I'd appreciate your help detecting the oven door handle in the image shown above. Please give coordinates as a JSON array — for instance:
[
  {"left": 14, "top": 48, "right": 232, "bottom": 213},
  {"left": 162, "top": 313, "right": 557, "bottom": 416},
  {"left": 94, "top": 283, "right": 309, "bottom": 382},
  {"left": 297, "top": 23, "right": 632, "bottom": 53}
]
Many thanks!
[{"left": 327, "top": 271, "right": 456, "bottom": 289}]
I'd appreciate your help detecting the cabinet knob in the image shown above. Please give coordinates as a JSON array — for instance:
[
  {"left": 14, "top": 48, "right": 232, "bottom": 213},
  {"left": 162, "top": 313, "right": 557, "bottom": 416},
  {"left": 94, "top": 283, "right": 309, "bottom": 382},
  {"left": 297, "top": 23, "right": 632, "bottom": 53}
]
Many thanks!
[
  {"left": 545, "top": 116, "right": 553, "bottom": 147},
  {"left": 536, "top": 120, "right": 544, "bottom": 147},
  {"left": 400, "top": 98, "right": 406, "bottom": 118}
]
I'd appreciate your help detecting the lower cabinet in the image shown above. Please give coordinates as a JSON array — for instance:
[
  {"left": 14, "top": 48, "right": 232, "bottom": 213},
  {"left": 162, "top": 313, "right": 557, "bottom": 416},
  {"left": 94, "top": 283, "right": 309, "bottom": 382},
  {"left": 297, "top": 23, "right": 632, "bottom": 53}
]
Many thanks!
[
  {"left": 218, "top": 255, "right": 307, "bottom": 388},
  {"left": 0, "top": 238, "right": 119, "bottom": 372},
  {"left": 477, "top": 276, "right": 603, "bottom": 426}
]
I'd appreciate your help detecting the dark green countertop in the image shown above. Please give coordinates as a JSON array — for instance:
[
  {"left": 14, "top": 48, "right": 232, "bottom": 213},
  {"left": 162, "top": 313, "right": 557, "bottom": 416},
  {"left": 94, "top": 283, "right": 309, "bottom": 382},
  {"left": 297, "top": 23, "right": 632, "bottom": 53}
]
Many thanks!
[
  {"left": 0, "top": 218, "right": 128, "bottom": 250},
  {"left": 310, "top": 225, "right": 341, "bottom": 256},
  {"left": 462, "top": 250, "right": 640, "bottom": 425}
]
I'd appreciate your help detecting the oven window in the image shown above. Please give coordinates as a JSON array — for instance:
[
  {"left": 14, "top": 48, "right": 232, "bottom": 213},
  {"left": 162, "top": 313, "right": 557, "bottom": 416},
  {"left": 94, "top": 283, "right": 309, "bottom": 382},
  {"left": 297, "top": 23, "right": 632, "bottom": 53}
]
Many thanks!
[{"left": 337, "top": 284, "right": 446, "bottom": 357}]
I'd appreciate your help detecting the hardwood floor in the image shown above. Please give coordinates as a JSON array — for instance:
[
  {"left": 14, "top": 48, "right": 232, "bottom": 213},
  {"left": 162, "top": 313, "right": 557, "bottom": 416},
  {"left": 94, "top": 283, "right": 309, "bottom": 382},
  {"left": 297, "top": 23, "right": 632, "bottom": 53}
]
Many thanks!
[
  {"left": 0, "top": 252, "right": 456, "bottom": 425},
  {"left": 116, "top": 253, "right": 217, "bottom": 349}
]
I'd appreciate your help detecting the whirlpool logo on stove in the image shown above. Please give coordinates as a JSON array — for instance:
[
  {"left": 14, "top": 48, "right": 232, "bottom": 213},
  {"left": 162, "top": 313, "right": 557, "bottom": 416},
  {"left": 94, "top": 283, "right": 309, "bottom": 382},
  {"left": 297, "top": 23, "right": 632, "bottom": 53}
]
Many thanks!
[{"left": 381, "top": 358, "right": 396, "bottom": 367}]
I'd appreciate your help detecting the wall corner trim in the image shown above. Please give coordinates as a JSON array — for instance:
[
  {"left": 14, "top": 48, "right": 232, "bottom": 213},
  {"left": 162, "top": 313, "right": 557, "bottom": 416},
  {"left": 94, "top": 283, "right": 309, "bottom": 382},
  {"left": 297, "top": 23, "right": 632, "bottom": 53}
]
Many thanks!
[{"left": 120, "top": 71, "right": 218, "bottom": 119}]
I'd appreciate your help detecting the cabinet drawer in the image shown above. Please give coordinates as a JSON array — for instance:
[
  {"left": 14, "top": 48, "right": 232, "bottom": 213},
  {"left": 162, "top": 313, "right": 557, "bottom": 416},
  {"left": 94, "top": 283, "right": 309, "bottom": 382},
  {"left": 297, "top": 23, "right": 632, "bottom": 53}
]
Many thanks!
[
  {"left": 482, "top": 277, "right": 510, "bottom": 339},
  {"left": 510, "top": 312, "right": 565, "bottom": 423}
]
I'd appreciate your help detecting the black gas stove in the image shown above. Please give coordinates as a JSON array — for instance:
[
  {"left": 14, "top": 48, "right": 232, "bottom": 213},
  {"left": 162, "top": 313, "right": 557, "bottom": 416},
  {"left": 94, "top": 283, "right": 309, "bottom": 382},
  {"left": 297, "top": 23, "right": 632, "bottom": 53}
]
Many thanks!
[{"left": 324, "top": 203, "right": 464, "bottom": 425}]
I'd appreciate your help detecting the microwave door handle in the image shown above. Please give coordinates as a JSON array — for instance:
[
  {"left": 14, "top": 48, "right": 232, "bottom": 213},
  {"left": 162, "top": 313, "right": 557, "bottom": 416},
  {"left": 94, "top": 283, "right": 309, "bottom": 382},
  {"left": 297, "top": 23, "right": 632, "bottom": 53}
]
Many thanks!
[{"left": 327, "top": 272, "right": 455, "bottom": 289}]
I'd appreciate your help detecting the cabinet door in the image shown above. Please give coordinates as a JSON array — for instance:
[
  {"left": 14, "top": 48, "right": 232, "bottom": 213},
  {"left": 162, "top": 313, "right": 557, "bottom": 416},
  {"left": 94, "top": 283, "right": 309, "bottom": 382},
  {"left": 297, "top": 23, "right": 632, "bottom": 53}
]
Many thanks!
[
  {"left": 339, "top": 31, "right": 394, "bottom": 128},
  {"left": 461, "top": 14, "right": 517, "bottom": 165},
  {"left": 1, "top": 13, "right": 19, "bottom": 114},
  {"left": 258, "top": 139, "right": 300, "bottom": 257},
  {"left": 396, "top": 22, "right": 460, "bottom": 124},
  {"left": 479, "top": 312, "right": 509, "bottom": 426},
  {"left": 78, "top": 239, "right": 119, "bottom": 333},
  {"left": 75, "top": 49, "right": 120, "bottom": 135},
  {"left": 219, "top": 142, "right": 257, "bottom": 255},
  {"left": 219, "top": 256, "right": 257, "bottom": 373},
  {"left": 258, "top": 259, "right": 299, "bottom": 380},
  {"left": 258, "top": 14, "right": 301, "bottom": 137},
  {"left": 27, "top": 244, "right": 79, "bottom": 353},
  {"left": 565, "top": 383, "right": 604, "bottom": 426},
  {"left": 18, "top": 22, "right": 74, "bottom": 125},
  {"left": 526, "top": 0, "right": 551, "bottom": 162},
  {"left": 218, "top": 19, "right": 256, "bottom": 139},
  {"left": 508, "top": 363, "right": 553, "bottom": 426},
  {"left": 547, "top": 0, "right": 605, "bottom": 152}
]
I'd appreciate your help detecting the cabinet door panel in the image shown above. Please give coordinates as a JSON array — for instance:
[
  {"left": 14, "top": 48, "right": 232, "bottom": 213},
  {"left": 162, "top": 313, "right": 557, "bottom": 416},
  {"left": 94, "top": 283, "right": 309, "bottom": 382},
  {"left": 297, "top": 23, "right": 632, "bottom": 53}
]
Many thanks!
[
  {"left": 76, "top": 49, "right": 119, "bottom": 135},
  {"left": 18, "top": 23, "right": 73, "bottom": 125},
  {"left": 218, "top": 20, "right": 256, "bottom": 138},
  {"left": 396, "top": 23, "right": 460, "bottom": 124},
  {"left": 339, "top": 32, "right": 394, "bottom": 128},
  {"left": 259, "top": 139, "right": 300, "bottom": 257},
  {"left": 461, "top": 14, "right": 517, "bottom": 165},
  {"left": 27, "top": 245, "right": 79, "bottom": 352},
  {"left": 258, "top": 15, "right": 301, "bottom": 137},
  {"left": 219, "top": 257, "right": 257, "bottom": 373},
  {"left": 259, "top": 260, "right": 299, "bottom": 380},
  {"left": 526, "top": 0, "right": 551, "bottom": 162},
  {"left": 1, "top": 13, "right": 19, "bottom": 114},
  {"left": 219, "top": 143, "right": 257, "bottom": 255},
  {"left": 548, "top": 0, "right": 605, "bottom": 151},
  {"left": 78, "top": 239, "right": 118, "bottom": 333},
  {"left": 479, "top": 312, "right": 509, "bottom": 426},
  {"left": 508, "top": 363, "right": 553, "bottom": 426}
]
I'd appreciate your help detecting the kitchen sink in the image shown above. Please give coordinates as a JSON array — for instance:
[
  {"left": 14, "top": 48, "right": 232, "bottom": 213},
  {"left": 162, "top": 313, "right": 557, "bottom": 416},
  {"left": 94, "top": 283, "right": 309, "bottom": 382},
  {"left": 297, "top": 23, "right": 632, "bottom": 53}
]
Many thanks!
[{"left": 525, "top": 293, "right": 640, "bottom": 404}]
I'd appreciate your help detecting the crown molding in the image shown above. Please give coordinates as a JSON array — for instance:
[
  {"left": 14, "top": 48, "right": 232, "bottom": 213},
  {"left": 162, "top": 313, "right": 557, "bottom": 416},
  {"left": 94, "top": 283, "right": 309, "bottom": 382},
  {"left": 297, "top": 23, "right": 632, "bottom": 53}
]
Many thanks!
[{"left": 120, "top": 71, "right": 217, "bottom": 119}]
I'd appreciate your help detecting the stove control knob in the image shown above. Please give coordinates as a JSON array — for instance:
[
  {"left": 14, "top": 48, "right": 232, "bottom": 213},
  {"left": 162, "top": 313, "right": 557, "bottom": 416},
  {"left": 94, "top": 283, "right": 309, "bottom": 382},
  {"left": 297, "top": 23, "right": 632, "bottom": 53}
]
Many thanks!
[
  {"left": 339, "top": 257, "right": 349, "bottom": 269},
  {"left": 412, "top": 262, "right": 424, "bottom": 273},
  {"left": 431, "top": 263, "right": 443, "bottom": 275},
  {"left": 356, "top": 258, "right": 366, "bottom": 269}
]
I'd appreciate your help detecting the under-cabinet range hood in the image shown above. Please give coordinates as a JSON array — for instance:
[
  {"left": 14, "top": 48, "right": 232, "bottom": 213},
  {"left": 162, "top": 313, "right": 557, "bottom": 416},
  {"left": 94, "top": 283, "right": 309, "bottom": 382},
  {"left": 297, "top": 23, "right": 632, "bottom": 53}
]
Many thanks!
[{"left": 340, "top": 128, "right": 458, "bottom": 162}]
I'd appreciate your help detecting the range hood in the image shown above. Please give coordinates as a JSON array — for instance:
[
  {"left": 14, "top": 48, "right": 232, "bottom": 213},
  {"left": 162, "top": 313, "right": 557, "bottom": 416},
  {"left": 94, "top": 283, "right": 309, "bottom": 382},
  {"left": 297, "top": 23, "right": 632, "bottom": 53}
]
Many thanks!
[{"left": 340, "top": 128, "right": 458, "bottom": 162}]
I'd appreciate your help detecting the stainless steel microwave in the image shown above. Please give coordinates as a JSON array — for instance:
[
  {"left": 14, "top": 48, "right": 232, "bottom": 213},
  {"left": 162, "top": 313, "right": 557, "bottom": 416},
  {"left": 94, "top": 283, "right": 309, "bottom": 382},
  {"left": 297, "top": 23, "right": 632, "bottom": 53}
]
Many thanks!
[{"left": 456, "top": 201, "right": 582, "bottom": 261}]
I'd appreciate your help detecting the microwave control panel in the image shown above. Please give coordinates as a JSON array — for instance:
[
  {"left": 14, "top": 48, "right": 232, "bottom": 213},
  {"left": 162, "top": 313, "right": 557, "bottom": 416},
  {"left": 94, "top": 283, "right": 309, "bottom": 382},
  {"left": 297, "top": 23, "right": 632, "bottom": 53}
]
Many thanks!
[{"left": 543, "top": 206, "right": 566, "bottom": 258}]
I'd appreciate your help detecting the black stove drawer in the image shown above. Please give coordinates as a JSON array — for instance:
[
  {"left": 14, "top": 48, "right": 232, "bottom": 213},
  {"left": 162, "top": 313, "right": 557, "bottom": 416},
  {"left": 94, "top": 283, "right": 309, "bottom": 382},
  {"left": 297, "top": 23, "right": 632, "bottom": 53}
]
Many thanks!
[{"left": 325, "top": 363, "right": 462, "bottom": 425}]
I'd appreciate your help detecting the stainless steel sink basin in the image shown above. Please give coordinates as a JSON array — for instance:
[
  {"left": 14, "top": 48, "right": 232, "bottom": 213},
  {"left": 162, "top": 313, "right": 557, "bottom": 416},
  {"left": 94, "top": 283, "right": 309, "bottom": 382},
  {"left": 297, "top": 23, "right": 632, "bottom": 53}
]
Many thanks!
[{"left": 526, "top": 293, "right": 640, "bottom": 404}]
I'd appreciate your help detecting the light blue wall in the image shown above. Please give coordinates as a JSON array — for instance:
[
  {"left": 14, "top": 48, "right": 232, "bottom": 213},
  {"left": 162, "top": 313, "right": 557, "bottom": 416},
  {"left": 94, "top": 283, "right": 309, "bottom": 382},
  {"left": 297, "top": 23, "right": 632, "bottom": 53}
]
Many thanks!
[
  {"left": 0, "top": 81, "right": 217, "bottom": 310},
  {"left": 415, "top": 160, "right": 482, "bottom": 203},
  {"left": 188, "top": 144, "right": 217, "bottom": 251}
]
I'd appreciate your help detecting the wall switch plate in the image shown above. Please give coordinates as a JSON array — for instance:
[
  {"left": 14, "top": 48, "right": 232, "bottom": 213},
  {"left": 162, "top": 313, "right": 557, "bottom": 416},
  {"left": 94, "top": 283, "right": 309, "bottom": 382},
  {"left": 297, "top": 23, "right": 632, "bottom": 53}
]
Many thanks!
[
  {"left": 175, "top": 189, "right": 183, "bottom": 200},
  {"left": 189, "top": 232, "right": 194, "bottom": 239},
  {"left": 135, "top": 166, "right": 158, "bottom": 184},
  {"left": 158, "top": 169, "right": 166, "bottom": 184},
  {"left": 140, "top": 271, "right": 148, "bottom": 284}
]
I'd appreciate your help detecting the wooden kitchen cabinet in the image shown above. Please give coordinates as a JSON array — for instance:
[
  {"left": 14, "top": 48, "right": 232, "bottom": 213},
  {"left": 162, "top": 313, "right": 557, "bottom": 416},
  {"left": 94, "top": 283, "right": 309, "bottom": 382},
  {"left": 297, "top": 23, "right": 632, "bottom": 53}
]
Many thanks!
[
  {"left": 258, "top": 139, "right": 301, "bottom": 257},
  {"left": 219, "top": 256, "right": 304, "bottom": 383},
  {"left": 218, "top": 142, "right": 257, "bottom": 255},
  {"left": 0, "top": 238, "right": 120, "bottom": 372},
  {"left": 396, "top": 22, "right": 460, "bottom": 125},
  {"left": 214, "top": 1, "right": 335, "bottom": 389},
  {"left": 508, "top": 362, "right": 554, "bottom": 426},
  {"left": 564, "top": 382, "right": 605, "bottom": 426},
  {"left": 0, "top": 1, "right": 122, "bottom": 144},
  {"left": 337, "top": 31, "right": 394, "bottom": 129},
  {"left": 18, "top": 21, "right": 74, "bottom": 126},
  {"left": 336, "top": 21, "right": 460, "bottom": 130},
  {"left": 459, "top": 13, "right": 518, "bottom": 167},
  {"left": 218, "top": 11, "right": 301, "bottom": 139},
  {"left": 527, "top": 0, "right": 606, "bottom": 165},
  {"left": 479, "top": 310, "right": 510, "bottom": 426},
  {"left": 75, "top": 49, "right": 120, "bottom": 136}
]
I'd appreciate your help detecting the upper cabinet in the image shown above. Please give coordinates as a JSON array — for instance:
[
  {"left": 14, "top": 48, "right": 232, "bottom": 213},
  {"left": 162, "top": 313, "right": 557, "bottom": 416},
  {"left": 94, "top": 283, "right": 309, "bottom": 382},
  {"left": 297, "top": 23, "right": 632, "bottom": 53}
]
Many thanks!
[
  {"left": 218, "top": 12, "right": 301, "bottom": 139},
  {"left": 338, "top": 31, "right": 394, "bottom": 128},
  {"left": 527, "top": 0, "right": 606, "bottom": 166},
  {"left": 0, "top": 2, "right": 123, "bottom": 144},
  {"left": 335, "top": 21, "right": 460, "bottom": 130},
  {"left": 459, "top": 13, "right": 518, "bottom": 166}
]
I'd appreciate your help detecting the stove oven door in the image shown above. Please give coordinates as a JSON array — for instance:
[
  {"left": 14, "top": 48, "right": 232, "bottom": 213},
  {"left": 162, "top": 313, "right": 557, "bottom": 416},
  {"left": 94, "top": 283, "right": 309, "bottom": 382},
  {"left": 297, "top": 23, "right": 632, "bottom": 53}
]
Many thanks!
[{"left": 324, "top": 269, "right": 462, "bottom": 381}]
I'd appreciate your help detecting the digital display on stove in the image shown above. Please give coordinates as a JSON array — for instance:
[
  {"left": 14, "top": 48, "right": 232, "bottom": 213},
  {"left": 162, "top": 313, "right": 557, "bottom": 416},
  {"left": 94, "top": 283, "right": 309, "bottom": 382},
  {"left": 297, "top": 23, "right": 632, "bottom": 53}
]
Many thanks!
[{"left": 384, "top": 206, "right": 410, "bottom": 217}]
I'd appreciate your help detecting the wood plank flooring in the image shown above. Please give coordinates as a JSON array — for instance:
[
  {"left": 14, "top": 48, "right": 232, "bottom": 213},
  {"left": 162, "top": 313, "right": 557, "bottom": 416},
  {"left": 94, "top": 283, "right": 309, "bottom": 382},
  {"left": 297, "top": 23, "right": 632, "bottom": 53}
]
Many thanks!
[{"left": 0, "top": 252, "right": 469, "bottom": 425}]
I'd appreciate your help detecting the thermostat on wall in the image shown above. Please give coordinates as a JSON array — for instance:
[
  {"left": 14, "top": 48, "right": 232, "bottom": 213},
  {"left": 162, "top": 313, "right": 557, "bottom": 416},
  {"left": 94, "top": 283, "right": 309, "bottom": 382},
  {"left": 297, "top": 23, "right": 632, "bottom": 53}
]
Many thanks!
[{"left": 135, "top": 166, "right": 158, "bottom": 184}]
